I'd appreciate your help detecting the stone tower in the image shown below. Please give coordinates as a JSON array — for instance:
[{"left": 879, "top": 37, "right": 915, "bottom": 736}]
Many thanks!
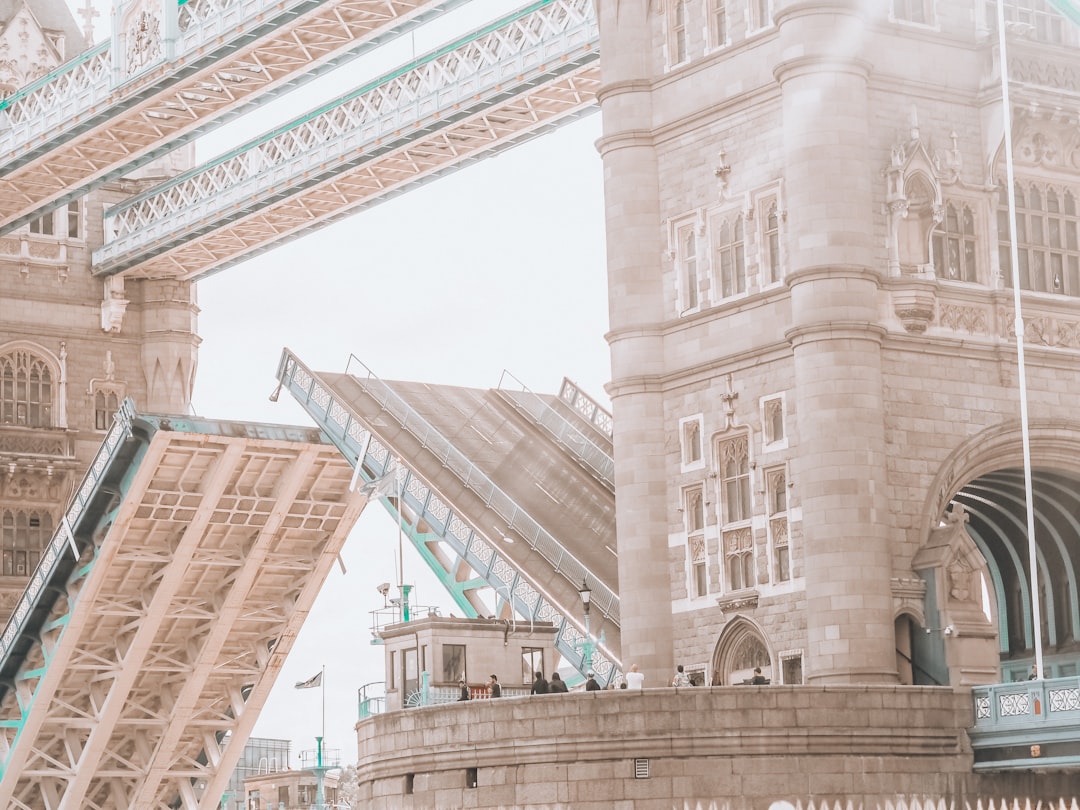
[
  {"left": 0, "top": 0, "right": 197, "bottom": 618},
  {"left": 598, "top": 0, "right": 1080, "bottom": 688}
]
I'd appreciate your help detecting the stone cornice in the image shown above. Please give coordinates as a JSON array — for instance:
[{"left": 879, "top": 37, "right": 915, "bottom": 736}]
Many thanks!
[
  {"left": 594, "top": 128, "right": 656, "bottom": 155},
  {"left": 785, "top": 320, "right": 889, "bottom": 348},
  {"left": 773, "top": 54, "right": 873, "bottom": 85},
  {"left": 783, "top": 264, "right": 881, "bottom": 288},
  {"left": 595, "top": 78, "right": 653, "bottom": 104}
]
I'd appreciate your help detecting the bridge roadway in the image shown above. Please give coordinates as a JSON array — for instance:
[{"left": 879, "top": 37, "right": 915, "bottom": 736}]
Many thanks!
[
  {"left": 0, "top": 404, "right": 368, "bottom": 810},
  {"left": 0, "top": 0, "right": 476, "bottom": 235},
  {"left": 276, "top": 349, "right": 622, "bottom": 681}
]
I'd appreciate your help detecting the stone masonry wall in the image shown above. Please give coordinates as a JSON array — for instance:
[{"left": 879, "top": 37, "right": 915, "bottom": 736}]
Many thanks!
[{"left": 354, "top": 686, "right": 1075, "bottom": 809}]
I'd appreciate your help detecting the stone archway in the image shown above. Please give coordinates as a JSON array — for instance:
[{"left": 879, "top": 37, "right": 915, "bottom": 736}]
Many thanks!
[
  {"left": 918, "top": 421, "right": 1080, "bottom": 683},
  {"left": 711, "top": 616, "right": 772, "bottom": 685}
]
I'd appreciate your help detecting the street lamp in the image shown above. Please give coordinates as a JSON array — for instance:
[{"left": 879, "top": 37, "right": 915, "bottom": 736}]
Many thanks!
[{"left": 579, "top": 579, "right": 595, "bottom": 672}]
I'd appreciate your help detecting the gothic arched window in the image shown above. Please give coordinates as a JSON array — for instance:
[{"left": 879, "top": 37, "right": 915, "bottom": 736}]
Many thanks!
[{"left": 0, "top": 348, "right": 53, "bottom": 428}]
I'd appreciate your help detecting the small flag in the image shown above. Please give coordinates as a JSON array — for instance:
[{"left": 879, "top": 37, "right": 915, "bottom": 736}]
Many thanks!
[
  {"left": 294, "top": 671, "right": 322, "bottom": 689},
  {"left": 358, "top": 469, "right": 399, "bottom": 499}
]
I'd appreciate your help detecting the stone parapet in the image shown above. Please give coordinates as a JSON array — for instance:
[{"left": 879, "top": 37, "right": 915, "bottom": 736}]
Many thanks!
[{"left": 353, "top": 685, "right": 1073, "bottom": 808}]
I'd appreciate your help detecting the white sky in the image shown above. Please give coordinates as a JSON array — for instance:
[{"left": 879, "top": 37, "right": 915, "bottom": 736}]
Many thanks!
[{"left": 73, "top": 0, "right": 612, "bottom": 765}]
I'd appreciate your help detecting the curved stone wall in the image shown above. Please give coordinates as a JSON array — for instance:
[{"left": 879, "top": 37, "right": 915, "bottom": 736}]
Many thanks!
[{"left": 354, "top": 686, "right": 1075, "bottom": 808}]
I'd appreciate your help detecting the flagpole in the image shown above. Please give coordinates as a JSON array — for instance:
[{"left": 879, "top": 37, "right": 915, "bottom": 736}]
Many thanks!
[
  {"left": 321, "top": 664, "right": 326, "bottom": 746},
  {"left": 996, "top": 0, "right": 1044, "bottom": 679}
]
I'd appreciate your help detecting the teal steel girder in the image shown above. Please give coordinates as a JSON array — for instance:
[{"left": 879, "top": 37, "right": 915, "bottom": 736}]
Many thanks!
[
  {"left": 276, "top": 348, "right": 620, "bottom": 686},
  {"left": 92, "top": 0, "right": 599, "bottom": 280},
  {"left": 0, "top": 401, "right": 143, "bottom": 778},
  {"left": 0, "top": 0, "right": 474, "bottom": 235}
]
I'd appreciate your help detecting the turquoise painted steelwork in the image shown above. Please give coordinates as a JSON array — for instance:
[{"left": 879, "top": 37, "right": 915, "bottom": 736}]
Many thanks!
[
  {"left": 275, "top": 349, "right": 621, "bottom": 686},
  {"left": 970, "top": 677, "right": 1080, "bottom": 771},
  {"left": 93, "top": 0, "right": 599, "bottom": 279},
  {"left": 0, "top": 0, "right": 473, "bottom": 233},
  {"left": 0, "top": 400, "right": 141, "bottom": 777}
]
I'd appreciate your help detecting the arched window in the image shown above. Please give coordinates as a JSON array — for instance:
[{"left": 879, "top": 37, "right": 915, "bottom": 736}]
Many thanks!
[
  {"left": 933, "top": 201, "right": 978, "bottom": 283},
  {"left": 1, "top": 509, "right": 53, "bottom": 577},
  {"left": 0, "top": 348, "right": 53, "bottom": 427},
  {"left": 714, "top": 214, "right": 746, "bottom": 299}
]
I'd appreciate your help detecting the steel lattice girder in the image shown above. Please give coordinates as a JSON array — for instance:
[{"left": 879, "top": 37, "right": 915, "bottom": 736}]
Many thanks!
[
  {"left": 0, "top": 0, "right": 470, "bottom": 235},
  {"left": 275, "top": 349, "right": 622, "bottom": 687},
  {"left": 0, "top": 416, "right": 367, "bottom": 810},
  {"left": 91, "top": 0, "right": 600, "bottom": 281}
]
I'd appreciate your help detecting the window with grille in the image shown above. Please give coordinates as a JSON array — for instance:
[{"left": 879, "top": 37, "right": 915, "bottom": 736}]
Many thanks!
[
  {"left": 987, "top": 0, "right": 1067, "bottom": 45},
  {"left": 933, "top": 201, "right": 979, "bottom": 283},
  {"left": 442, "top": 644, "right": 466, "bottom": 683},
  {"left": 718, "top": 435, "right": 750, "bottom": 523},
  {"left": 762, "top": 396, "right": 784, "bottom": 446},
  {"left": 678, "top": 224, "right": 700, "bottom": 313},
  {"left": 94, "top": 388, "right": 121, "bottom": 431},
  {"left": 713, "top": 213, "right": 746, "bottom": 299},
  {"left": 767, "top": 468, "right": 790, "bottom": 583},
  {"left": 681, "top": 416, "right": 703, "bottom": 467},
  {"left": 708, "top": 0, "right": 728, "bottom": 49},
  {"left": 999, "top": 182, "right": 1080, "bottom": 296},
  {"left": 669, "top": 0, "right": 691, "bottom": 65},
  {"left": 684, "top": 485, "right": 705, "bottom": 535},
  {"left": 28, "top": 212, "right": 55, "bottom": 236},
  {"left": 0, "top": 349, "right": 53, "bottom": 427},
  {"left": 1, "top": 509, "right": 53, "bottom": 577},
  {"left": 723, "top": 527, "right": 754, "bottom": 590},
  {"left": 749, "top": 0, "right": 772, "bottom": 31},
  {"left": 762, "top": 199, "right": 782, "bottom": 284},
  {"left": 521, "top": 647, "right": 543, "bottom": 684},
  {"left": 67, "top": 200, "right": 82, "bottom": 240},
  {"left": 892, "top": 0, "right": 933, "bottom": 25}
]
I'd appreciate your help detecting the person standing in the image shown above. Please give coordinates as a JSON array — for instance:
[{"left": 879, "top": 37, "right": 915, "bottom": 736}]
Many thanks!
[
  {"left": 530, "top": 671, "right": 549, "bottom": 694},
  {"left": 457, "top": 680, "right": 471, "bottom": 701},
  {"left": 625, "top": 664, "right": 644, "bottom": 690},
  {"left": 751, "top": 667, "right": 767, "bottom": 685},
  {"left": 584, "top": 671, "right": 600, "bottom": 691},
  {"left": 670, "top": 664, "right": 691, "bottom": 687},
  {"left": 548, "top": 672, "right": 568, "bottom": 693},
  {"left": 488, "top": 674, "right": 502, "bottom": 697}
]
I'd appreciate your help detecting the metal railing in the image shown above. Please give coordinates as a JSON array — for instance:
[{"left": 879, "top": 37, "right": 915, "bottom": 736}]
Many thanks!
[
  {"left": 497, "top": 370, "right": 613, "bottom": 488},
  {"left": 97, "top": 0, "right": 598, "bottom": 255},
  {"left": 344, "top": 354, "right": 618, "bottom": 624},
  {"left": 558, "top": 377, "right": 613, "bottom": 438}
]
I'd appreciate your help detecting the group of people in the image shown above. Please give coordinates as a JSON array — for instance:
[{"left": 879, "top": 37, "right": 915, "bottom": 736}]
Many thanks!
[
  {"left": 457, "top": 674, "right": 503, "bottom": 700},
  {"left": 457, "top": 664, "right": 766, "bottom": 698}
]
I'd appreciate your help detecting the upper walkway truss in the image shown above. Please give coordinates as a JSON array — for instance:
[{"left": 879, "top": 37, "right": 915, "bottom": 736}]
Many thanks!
[
  {"left": 91, "top": 0, "right": 599, "bottom": 280},
  {"left": 0, "top": 0, "right": 472, "bottom": 234}
]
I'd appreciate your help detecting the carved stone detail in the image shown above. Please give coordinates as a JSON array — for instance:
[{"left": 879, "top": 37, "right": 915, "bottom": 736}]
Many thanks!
[
  {"left": 939, "top": 304, "right": 987, "bottom": 334},
  {"left": 892, "top": 287, "right": 936, "bottom": 334}
]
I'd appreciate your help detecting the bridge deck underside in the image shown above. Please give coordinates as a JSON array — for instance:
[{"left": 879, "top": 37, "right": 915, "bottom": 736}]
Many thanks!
[
  {"left": 321, "top": 371, "right": 618, "bottom": 625},
  {"left": 0, "top": 427, "right": 364, "bottom": 810}
]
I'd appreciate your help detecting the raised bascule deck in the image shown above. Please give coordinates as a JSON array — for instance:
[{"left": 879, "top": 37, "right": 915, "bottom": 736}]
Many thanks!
[
  {"left": 274, "top": 349, "right": 622, "bottom": 684},
  {"left": 0, "top": 404, "right": 368, "bottom": 809}
]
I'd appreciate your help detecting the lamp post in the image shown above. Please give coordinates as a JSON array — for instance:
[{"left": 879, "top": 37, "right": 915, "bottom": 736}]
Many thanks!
[{"left": 579, "top": 580, "right": 595, "bottom": 672}]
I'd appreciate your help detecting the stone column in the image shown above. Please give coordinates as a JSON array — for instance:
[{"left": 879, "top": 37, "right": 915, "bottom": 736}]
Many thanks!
[
  {"left": 595, "top": 0, "right": 673, "bottom": 685},
  {"left": 775, "top": 1, "right": 896, "bottom": 683}
]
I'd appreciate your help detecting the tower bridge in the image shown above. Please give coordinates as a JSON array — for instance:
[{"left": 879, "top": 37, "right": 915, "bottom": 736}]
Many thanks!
[{"left": 2, "top": 0, "right": 1080, "bottom": 806}]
